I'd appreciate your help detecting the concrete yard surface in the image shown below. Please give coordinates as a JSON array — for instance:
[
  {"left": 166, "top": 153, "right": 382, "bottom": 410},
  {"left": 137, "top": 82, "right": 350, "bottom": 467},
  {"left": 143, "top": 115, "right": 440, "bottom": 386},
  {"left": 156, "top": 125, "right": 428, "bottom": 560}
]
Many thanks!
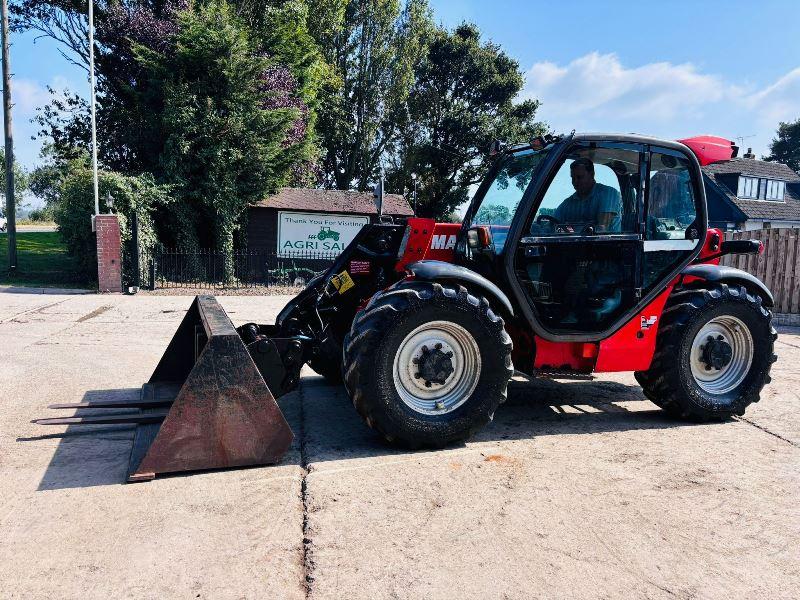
[{"left": 0, "top": 293, "right": 798, "bottom": 599}]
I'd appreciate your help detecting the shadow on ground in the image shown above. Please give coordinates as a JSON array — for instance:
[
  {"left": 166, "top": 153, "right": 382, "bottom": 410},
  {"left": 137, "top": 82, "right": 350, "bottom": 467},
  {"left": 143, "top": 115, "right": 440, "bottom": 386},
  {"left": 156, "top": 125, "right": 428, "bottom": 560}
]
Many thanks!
[
  {"left": 22, "top": 375, "right": 707, "bottom": 490},
  {"left": 299, "top": 375, "right": 711, "bottom": 465}
]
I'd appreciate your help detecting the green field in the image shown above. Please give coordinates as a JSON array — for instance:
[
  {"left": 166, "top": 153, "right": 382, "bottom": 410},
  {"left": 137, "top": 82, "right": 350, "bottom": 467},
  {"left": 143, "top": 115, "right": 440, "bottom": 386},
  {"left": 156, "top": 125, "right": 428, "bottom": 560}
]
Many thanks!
[{"left": 0, "top": 232, "right": 88, "bottom": 288}]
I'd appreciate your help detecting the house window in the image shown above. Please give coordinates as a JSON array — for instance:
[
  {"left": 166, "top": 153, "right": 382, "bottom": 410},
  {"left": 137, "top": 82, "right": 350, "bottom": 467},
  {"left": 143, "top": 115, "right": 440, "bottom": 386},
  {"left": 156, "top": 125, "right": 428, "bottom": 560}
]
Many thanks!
[
  {"left": 765, "top": 179, "right": 785, "bottom": 201},
  {"left": 738, "top": 176, "right": 759, "bottom": 198}
]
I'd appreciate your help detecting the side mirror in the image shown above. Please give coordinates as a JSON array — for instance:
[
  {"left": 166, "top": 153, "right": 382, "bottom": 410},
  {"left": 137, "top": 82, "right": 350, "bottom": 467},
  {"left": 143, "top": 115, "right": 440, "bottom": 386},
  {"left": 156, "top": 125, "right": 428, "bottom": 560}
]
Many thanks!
[{"left": 467, "top": 226, "right": 493, "bottom": 250}]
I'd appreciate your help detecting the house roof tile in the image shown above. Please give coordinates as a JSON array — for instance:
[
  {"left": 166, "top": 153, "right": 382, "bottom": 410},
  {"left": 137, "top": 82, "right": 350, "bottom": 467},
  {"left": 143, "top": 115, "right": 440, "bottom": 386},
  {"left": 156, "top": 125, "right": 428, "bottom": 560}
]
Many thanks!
[{"left": 701, "top": 158, "right": 800, "bottom": 221}]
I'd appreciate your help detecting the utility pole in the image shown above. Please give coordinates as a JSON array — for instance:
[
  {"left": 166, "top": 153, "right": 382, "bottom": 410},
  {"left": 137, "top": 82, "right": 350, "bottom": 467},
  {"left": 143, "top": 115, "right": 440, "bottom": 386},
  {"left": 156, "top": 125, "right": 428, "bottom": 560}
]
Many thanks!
[
  {"left": 88, "top": 0, "right": 99, "bottom": 220},
  {"left": 1, "top": 0, "right": 16, "bottom": 272}
]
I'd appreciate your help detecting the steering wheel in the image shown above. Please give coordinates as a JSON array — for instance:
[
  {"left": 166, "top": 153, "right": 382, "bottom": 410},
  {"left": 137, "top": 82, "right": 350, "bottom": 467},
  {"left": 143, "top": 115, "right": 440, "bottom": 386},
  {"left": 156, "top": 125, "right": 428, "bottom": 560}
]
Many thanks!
[{"left": 536, "top": 214, "right": 560, "bottom": 226}]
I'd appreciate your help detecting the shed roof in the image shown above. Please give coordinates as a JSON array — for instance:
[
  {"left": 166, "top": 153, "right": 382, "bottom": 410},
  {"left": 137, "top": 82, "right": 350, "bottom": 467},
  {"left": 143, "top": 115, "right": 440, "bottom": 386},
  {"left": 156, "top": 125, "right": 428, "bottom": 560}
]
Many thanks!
[{"left": 251, "top": 187, "right": 413, "bottom": 216}]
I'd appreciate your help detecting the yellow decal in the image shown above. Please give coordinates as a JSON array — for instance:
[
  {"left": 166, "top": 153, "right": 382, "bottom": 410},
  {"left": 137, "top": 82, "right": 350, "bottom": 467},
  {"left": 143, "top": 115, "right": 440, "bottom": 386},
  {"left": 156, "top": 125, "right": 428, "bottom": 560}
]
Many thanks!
[{"left": 331, "top": 270, "right": 355, "bottom": 294}]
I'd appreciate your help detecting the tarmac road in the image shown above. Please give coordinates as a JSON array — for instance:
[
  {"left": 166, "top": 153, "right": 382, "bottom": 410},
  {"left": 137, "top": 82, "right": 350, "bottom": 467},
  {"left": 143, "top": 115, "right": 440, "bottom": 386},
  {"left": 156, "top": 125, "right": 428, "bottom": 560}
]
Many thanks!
[{"left": 0, "top": 293, "right": 797, "bottom": 599}]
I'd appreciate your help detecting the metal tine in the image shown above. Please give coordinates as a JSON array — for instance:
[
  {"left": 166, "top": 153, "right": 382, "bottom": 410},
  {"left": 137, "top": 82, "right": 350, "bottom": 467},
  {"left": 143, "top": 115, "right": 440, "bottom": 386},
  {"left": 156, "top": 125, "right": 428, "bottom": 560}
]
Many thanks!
[
  {"left": 47, "top": 398, "right": 174, "bottom": 410},
  {"left": 32, "top": 412, "right": 169, "bottom": 426}
]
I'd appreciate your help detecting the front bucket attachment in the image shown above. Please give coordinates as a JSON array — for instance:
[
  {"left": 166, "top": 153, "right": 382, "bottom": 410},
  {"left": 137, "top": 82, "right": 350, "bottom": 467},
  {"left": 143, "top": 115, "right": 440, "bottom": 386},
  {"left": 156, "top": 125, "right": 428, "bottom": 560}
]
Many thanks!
[{"left": 36, "top": 296, "right": 293, "bottom": 482}]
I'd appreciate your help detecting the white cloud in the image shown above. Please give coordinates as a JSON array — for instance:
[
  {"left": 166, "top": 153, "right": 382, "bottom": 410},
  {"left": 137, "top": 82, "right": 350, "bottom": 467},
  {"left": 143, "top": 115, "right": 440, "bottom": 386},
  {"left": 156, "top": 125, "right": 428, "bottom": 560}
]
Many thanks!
[
  {"left": 12, "top": 75, "right": 78, "bottom": 117},
  {"left": 745, "top": 67, "right": 800, "bottom": 126},
  {"left": 521, "top": 52, "right": 800, "bottom": 158},
  {"left": 13, "top": 78, "right": 51, "bottom": 116},
  {"left": 523, "top": 52, "right": 736, "bottom": 121}
]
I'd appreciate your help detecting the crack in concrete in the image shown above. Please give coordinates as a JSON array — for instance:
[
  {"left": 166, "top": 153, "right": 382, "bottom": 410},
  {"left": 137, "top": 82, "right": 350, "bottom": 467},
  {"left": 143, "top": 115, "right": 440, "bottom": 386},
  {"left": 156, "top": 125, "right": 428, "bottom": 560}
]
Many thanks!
[
  {"left": 734, "top": 416, "right": 798, "bottom": 448},
  {"left": 298, "top": 382, "right": 315, "bottom": 598},
  {"left": 1, "top": 298, "right": 70, "bottom": 324}
]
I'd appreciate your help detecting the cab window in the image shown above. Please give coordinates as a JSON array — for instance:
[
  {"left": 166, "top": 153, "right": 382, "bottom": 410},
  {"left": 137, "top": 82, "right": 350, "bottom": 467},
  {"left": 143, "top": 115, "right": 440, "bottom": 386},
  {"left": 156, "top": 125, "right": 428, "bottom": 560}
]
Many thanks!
[
  {"left": 531, "top": 145, "right": 641, "bottom": 235},
  {"left": 646, "top": 152, "right": 697, "bottom": 240},
  {"left": 471, "top": 148, "right": 547, "bottom": 251},
  {"left": 643, "top": 150, "right": 700, "bottom": 291}
]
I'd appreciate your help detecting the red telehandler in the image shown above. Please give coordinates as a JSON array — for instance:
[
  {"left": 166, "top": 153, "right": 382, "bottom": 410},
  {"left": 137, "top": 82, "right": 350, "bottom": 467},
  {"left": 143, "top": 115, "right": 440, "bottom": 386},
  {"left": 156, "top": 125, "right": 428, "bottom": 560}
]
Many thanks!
[{"left": 37, "top": 133, "right": 776, "bottom": 481}]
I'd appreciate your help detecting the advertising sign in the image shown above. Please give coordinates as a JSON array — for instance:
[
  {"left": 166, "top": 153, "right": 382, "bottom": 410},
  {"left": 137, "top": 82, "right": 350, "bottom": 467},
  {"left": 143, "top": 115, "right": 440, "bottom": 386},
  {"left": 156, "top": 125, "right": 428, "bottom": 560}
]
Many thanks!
[{"left": 277, "top": 211, "right": 370, "bottom": 256}]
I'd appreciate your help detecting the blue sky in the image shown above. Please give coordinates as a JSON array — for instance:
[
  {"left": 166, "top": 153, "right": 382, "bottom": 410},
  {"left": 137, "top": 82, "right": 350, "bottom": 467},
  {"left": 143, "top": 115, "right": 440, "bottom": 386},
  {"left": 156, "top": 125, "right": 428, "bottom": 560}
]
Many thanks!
[
  {"left": 8, "top": 0, "right": 800, "bottom": 181},
  {"left": 429, "top": 0, "right": 800, "bottom": 159}
]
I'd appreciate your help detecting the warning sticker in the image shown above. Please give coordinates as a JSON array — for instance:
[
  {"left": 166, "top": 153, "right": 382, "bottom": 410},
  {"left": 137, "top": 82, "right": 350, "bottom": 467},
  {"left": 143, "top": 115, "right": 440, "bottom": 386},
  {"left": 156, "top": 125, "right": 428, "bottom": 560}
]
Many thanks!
[
  {"left": 349, "top": 260, "right": 371, "bottom": 275},
  {"left": 331, "top": 271, "right": 355, "bottom": 294}
]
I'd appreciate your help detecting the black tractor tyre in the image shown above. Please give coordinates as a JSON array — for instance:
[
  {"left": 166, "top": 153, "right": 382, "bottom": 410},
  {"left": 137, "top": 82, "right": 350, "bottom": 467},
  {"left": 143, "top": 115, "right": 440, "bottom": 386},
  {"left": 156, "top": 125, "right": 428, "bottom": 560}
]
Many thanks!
[
  {"left": 308, "top": 334, "right": 344, "bottom": 384},
  {"left": 343, "top": 281, "right": 513, "bottom": 449},
  {"left": 634, "top": 283, "right": 776, "bottom": 421}
]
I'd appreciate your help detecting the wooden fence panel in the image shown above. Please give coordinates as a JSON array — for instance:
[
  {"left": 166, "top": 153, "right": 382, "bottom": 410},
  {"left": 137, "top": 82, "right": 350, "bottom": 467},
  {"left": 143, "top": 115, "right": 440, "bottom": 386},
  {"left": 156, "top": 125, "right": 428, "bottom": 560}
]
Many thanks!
[{"left": 721, "top": 227, "right": 800, "bottom": 313}]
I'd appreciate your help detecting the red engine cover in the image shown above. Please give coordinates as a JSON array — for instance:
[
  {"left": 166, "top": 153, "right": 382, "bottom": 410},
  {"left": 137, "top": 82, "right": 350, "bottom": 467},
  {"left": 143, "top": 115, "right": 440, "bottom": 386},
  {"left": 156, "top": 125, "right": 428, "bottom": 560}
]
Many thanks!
[{"left": 396, "top": 218, "right": 461, "bottom": 271}]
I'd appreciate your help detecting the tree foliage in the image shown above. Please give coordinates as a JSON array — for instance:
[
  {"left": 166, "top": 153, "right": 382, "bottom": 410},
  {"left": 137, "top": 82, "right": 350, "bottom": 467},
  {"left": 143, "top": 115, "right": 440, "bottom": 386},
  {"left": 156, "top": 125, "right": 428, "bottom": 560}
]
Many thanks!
[
  {"left": 15, "top": 0, "right": 321, "bottom": 281},
  {"left": 135, "top": 0, "right": 308, "bottom": 280},
  {"left": 386, "top": 23, "right": 544, "bottom": 218},
  {"left": 765, "top": 118, "right": 800, "bottom": 173},
  {"left": 53, "top": 161, "right": 170, "bottom": 283},
  {"left": 312, "top": 0, "right": 432, "bottom": 190},
  {"left": 0, "top": 149, "right": 29, "bottom": 209}
]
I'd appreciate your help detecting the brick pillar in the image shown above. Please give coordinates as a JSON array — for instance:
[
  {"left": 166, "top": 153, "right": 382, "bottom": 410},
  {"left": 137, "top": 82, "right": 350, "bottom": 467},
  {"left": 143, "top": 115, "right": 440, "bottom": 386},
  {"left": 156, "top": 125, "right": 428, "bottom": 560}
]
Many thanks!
[{"left": 95, "top": 214, "right": 123, "bottom": 293}]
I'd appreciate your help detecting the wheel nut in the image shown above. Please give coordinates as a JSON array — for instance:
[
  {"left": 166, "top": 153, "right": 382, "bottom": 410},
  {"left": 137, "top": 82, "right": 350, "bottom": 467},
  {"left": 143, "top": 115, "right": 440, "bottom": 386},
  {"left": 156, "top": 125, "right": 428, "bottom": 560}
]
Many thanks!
[
  {"left": 425, "top": 381, "right": 432, "bottom": 388},
  {"left": 414, "top": 372, "right": 422, "bottom": 379},
  {"left": 435, "top": 343, "right": 442, "bottom": 350}
]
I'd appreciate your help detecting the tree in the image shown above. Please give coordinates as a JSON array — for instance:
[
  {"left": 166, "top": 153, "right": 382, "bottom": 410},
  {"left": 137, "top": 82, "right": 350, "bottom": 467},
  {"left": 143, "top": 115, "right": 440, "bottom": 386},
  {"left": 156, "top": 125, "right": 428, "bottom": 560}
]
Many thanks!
[
  {"left": 765, "top": 118, "right": 800, "bottom": 172},
  {"left": 312, "top": 0, "right": 432, "bottom": 190},
  {"left": 135, "top": 0, "right": 307, "bottom": 281},
  {"left": 28, "top": 145, "right": 89, "bottom": 212},
  {"left": 16, "top": 0, "right": 321, "bottom": 179},
  {"left": 385, "top": 23, "right": 544, "bottom": 218},
  {"left": 0, "top": 148, "right": 29, "bottom": 209}
]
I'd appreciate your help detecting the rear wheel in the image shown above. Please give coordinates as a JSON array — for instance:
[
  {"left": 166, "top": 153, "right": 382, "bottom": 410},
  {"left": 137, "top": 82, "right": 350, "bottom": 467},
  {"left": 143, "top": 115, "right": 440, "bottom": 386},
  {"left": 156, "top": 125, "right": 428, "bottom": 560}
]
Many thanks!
[
  {"left": 343, "top": 281, "right": 513, "bottom": 448},
  {"left": 635, "top": 283, "right": 776, "bottom": 420}
]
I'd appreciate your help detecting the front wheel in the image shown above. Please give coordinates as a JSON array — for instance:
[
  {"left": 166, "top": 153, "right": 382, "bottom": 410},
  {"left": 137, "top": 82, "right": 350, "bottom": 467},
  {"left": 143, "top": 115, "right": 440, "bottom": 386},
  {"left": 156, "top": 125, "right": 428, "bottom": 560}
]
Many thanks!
[
  {"left": 635, "top": 283, "right": 776, "bottom": 421},
  {"left": 343, "top": 281, "right": 513, "bottom": 448}
]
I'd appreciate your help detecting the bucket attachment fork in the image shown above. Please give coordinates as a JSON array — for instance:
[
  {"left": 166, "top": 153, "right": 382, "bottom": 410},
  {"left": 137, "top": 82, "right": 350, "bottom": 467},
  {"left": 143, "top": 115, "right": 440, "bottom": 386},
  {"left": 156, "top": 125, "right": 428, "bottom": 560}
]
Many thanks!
[{"left": 34, "top": 296, "right": 294, "bottom": 482}]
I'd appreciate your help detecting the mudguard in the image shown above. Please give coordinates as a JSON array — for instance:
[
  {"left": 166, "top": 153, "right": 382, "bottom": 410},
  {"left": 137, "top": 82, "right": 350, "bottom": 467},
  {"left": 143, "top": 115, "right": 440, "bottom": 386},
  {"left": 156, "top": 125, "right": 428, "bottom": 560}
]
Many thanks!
[
  {"left": 405, "top": 260, "right": 515, "bottom": 316},
  {"left": 681, "top": 264, "right": 774, "bottom": 306}
]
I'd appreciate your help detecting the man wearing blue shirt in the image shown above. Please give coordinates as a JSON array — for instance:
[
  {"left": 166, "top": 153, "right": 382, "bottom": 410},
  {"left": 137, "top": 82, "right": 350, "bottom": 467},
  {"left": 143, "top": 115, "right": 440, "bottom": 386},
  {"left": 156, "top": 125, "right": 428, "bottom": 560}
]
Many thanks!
[{"left": 554, "top": 157, "right": 622, "bottom": 232}]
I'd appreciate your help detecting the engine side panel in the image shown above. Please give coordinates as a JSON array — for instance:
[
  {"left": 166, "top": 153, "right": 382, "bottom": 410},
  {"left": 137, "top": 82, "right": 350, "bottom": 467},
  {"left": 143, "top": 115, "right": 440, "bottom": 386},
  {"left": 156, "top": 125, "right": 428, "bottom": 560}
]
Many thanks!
[
  {"left": 594, "top": 286, "right": 673, "bottom": 372},
  {"left": 396, "top": 218, "right": 461, "bottom": 271},
  {"left": 531, "top": 286, "right": 674, "bottom": 373}
]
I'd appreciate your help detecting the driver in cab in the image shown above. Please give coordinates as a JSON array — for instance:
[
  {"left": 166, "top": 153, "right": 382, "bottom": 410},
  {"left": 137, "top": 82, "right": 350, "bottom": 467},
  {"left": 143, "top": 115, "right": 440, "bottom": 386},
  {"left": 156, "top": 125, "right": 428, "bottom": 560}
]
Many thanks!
[{"left": 554, "top": 157, "right": 622, "bottom": 232}]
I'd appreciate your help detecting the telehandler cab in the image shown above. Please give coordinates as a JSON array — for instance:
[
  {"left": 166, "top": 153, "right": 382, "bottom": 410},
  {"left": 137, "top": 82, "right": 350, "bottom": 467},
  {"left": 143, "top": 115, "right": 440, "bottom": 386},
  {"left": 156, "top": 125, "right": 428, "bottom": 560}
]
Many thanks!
[{"left": 37, "top": 133, "right": 776, "bottom": 481}]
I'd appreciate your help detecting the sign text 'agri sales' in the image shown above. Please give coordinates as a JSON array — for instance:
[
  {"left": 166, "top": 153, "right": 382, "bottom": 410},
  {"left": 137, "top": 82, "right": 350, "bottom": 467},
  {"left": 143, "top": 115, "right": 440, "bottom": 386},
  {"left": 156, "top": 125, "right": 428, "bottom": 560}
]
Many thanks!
[{"left": 278, "top": 211, "right": 370, "bottom": 256}]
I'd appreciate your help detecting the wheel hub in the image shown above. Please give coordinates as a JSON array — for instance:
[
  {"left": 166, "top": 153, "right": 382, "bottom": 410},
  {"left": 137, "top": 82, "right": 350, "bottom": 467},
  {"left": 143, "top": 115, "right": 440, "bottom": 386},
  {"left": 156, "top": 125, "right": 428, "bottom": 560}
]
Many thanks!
[
  {"left": 689, "top": 315, "right": 754, "bottom": 395},
  {"left": 414, "top": 344, "right": 455, "bottom": 387},
  {"left": 699, "top": 335, "right": 733, "bottom": 370},
  {"left": 392, "top": 320, "right": 482, "bottom": 415}
]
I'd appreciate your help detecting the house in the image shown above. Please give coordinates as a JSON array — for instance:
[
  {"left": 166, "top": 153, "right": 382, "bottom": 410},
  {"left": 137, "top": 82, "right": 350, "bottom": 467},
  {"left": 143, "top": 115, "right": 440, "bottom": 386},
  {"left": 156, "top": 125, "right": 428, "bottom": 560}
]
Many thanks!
[
  {"left": 702, "top": 150, "right": 800, "bottom": 231},
  {"left": 247, "top": 187, "right": 413, "bottom": 253}
]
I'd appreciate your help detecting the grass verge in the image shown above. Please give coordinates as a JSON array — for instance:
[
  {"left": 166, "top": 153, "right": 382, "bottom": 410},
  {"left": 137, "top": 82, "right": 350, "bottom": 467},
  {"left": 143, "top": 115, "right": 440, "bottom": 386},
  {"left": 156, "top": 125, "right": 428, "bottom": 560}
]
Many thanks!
[{"left": 0, "top": 232, "right": 90, "bottom": 288}]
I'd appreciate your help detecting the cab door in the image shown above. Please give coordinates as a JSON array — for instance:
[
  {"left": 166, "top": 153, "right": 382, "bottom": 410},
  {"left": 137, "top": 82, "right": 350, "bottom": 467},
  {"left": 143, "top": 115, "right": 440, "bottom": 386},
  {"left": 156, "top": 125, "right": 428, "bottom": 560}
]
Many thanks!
[
  {"left": 641, "top": 147, "right": 702, "bottom": 293},
  {"left": 512, "top": 141, "right": 646, "bottom": 337}
]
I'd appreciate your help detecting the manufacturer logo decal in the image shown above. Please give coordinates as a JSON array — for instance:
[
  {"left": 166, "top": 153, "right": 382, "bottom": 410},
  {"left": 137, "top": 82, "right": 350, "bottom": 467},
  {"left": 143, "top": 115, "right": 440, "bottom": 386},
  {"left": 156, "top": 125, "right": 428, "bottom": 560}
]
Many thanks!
[
  {"left": 430, "top": 234, "right": 457, "bottom": 250},
  {"left": 640, "top": 315, "right": 658, "bottom": 330}
]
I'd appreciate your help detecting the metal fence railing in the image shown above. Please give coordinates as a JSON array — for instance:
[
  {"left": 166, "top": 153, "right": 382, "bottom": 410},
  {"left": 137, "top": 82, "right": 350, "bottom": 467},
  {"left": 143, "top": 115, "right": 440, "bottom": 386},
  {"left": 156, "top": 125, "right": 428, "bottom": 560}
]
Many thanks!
[{"left": 148, "top": 248, "right": 339, "bottom": 289}]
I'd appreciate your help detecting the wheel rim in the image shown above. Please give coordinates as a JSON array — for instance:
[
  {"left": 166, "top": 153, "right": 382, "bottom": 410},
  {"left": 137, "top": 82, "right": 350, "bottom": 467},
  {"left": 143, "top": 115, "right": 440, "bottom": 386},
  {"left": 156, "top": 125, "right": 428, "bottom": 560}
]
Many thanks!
[
  {"left": 392, "top": 320, "right": 481, "bottom": 415},
  {"left": 689, "top": 315, "right": 753, "bottom": 394}
]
